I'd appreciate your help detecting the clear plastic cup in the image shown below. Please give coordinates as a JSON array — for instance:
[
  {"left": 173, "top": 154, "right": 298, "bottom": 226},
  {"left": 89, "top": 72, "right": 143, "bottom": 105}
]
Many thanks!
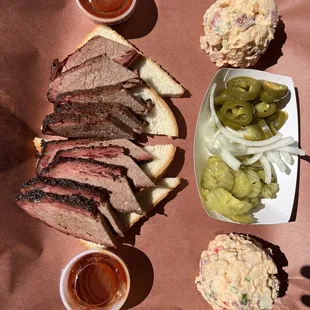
[
  {"left": 74, "top": 0, "right": 137, "bottom": 25},
  {"left": 60, "top": 249, "right": 130, "bottom": 310}
]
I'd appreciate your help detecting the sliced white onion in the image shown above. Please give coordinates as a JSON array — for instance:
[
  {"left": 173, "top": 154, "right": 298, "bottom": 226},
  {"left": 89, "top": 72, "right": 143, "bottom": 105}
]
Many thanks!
[
  {"left": 216, "top": 134, "right": 238, "bottom": 152},
  {"left": 206, "top": 141, "right": 219, "bottom": 156},
  {"left": 266, "top": 151, "right": 288, "bottom": 173},
  {"left": 206, "top": 140, "right": 241, "bottom": 171},
  {"left": 245, "top": 137, "right": 295, "bottom": 154},
  {"left": 232, "top": 143, "right": 247, "bottom": 153},
  {"left": 226, "top": 126, "right": 246, "bottom": 138},
  {"left": 205, "top": 117, "right": 217, "bottom": 141},
  {"left": 217, "top": 144, "right": 241, "bottom": 171},
  {"left": 265, "top": 151, "right": 275, "bottom": 163},
  {"left": 242, "top": 153, "right": 263, "bottom": 166},
  {"left": 272, "top": 150, "right": 281, "bottom": 158},
  {"left": 280, "top": 151, "right": 294, "bottom": 165},
  {"left": 260, "top": 155, "right": 272, "bottom": 184},
  {"left": 210, "top": 83, "right": 283, "bottom": 147},
  {"left": 278, "top": 146, "right": 306, "bottom": 156}
]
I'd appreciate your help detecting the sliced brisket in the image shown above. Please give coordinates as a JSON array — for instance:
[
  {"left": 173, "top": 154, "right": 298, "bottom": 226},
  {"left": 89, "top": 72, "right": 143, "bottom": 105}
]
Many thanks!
[
  {"left": 36, "top": 138, "right": 152, "bottom": 174},
  {"left": 42, "top": 112, "right": 135, "bottom": 139},
  {"left": 16, "top": 190, "right": 117, "bottom": 247},
  {"left": 55, "top": 84, "right": 153, "bottom": 116},
  {"left": 59, "top": 36, "right": 140, "bottom": 73},
  {"left": 41, "top": 157, "right": 143, "bottom": 214},
  {"left": 47, "top": 54, "right": 141, "bottom": 103},
  {"left": 20, "top": 176, "right": 124, "bottom": 236},
  {"left": 54, "top": 146, "right": 155, "bottom": 188},
  {"left": 54, "top": 102, "right": 147, "bottom": 134}
]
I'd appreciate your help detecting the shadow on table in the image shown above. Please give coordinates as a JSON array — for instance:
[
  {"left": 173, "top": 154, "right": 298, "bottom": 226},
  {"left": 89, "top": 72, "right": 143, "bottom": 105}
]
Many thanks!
[
  {"left": 118, "top": 245, "right": 154, "bottom": 309},
  {"left": 248, "top": 235, "right": 289, "bottom": 298},
  {"left": 123, "top": 177, "right": 188, "bottom": 245},
  {"left": 165, "top": 99, "right": 187, "bottom": 140},
  {"left": 254, "top": 19, "right": 287, "bottom": 71},
  {"left": 113, "top": 0, "right": 158, "bottom": 39},
  {"left": 289, "top": 87, "right": 303, "bottom": 222},
  {"left": 301, "top": 266, "right": 310, "bottom": 307},
  {"left": 164, "top": 147, "right": 185, "bottom": 178},
  {"left": 0, "top": 105, "right": 42, "bottom": 293},
  {"left": 0, "top": 105, "right": 37, "bottom": 172}
]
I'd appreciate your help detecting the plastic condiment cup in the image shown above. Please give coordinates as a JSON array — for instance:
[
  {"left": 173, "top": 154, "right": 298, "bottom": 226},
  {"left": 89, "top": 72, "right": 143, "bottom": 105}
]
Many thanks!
[
  {"left": 74, "top": 0, "right": 137, "bottom": 25},
  {"left": 60, "top": 249, "right": 130, "bottom": 310}
]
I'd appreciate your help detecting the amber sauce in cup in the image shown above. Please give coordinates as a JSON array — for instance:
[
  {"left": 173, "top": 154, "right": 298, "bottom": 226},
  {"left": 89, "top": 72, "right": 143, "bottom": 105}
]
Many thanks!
[
  {"left": 78, "top": 0, "right": 134, "bottom": 19},
  {"left": 65, "top": 252, "right": 129, "bottom": 309}
]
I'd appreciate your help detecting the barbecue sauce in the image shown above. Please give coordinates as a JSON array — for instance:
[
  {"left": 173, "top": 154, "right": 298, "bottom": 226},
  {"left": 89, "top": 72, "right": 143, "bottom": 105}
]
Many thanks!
[
  {"left": 79, "top": 0, "right": 134, "bottom": 19},
  {"left": 67, "top": 252, "right": 128, "bottom": 309}
]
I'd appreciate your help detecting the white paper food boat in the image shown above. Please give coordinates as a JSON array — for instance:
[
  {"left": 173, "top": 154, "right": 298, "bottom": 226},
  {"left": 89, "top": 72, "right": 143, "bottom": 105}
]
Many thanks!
[{"left": 194, "top": 68, "right": 299, "bottom": 224}]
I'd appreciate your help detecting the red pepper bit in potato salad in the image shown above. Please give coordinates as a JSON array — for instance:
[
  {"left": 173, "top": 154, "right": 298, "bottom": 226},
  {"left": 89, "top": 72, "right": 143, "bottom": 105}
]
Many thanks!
[
  {"left": 195, "top": 233, "right": 279, "bottom": 310},
  {"left": 200, "top": 0, "right": 279, "bottom": 67}
]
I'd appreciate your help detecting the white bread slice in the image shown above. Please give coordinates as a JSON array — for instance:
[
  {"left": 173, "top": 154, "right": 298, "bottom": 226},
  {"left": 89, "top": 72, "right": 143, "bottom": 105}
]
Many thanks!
[
  {"left": 81, "top": 177, "right": 181, "bottom": 249},
  {"left": 33, "top": 138, "right": 176, "bottom": 181},
  {"left": 119, "top": 177, "right": 181, "bottom": 229},
  {"left": 79, "top": 29, "right": 179, "bottom": 137},
  {"left": 141, "top": 144, "right": 176, "bottom": 180},
  {"left": 82, "top": 25, "right": 185, "bottom": 98}
]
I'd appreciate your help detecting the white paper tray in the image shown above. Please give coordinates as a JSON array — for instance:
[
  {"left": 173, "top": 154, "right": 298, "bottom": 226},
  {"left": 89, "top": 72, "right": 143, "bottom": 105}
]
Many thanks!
[{"left": 193, "top": 68, "right": 299, "bottom": 224}]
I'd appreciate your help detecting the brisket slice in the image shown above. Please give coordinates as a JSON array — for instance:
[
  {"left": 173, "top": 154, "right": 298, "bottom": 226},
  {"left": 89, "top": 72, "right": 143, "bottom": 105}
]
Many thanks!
[
  {"left": 41, "top": 157, "right": 143, "bottom": 214},
  {"left": 55, "top": 84, "right": 153, "bottom": 116},
  {"left": 20, "top": 177, "right": 124, "bottom": 236},
  {"left": 36, "top": 139, "right": 152, "bottom": 174},
  {"left": 42, "top": 112, "right": 135, "bottom": 139},
  {"left": 48, "top": 54, "right": 141, "bottom": 103},
  {"left": 54, "top": 102, "right": 147, "bottom": 134},
  {"left": 56, "top": 36, "right": 140, "bottom": 75},
  {"left": 16, "top": 190, "right": 117, "bottom": 247},
  {"left": 55, "top": 146, "right": 155, "bottom": 188}
]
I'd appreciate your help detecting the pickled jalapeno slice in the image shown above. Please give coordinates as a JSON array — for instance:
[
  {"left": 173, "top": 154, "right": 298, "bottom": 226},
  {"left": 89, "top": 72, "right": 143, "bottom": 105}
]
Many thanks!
[
  {"left": 244, "top": 124, "right": 266, "bottom": 141},
  {"left": 257, "top": 119, "right": 273, "bottom": 139},
  {"left": 220, "top": 99, "right": 253, "bottom": 126},
  {"left": 265, "top": 110, "right": 288, "bottom": 134},
  {"left": 261, "top": 80, "right": 288, "bottom": 100},
  {"left": 254, "top": 101, "right": 276, "bottom": 118},
  {"left": 226, "top": 76, "right": 261, "bottom": 101},
  {"left": 259, "top": 90, "right": 275, "bottom": 103},
  {"left": 216, "top": 110, "right": 243, "bottom": 130},
  {"left": 214, "top": 89, "right": 236, "bottom": 105}
]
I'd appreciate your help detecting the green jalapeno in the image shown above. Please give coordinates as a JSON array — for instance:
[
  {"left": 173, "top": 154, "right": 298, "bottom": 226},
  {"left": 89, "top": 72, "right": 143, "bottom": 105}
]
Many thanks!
[
  {"left": 220, "top": 99, "right": 253, "bottom": 126},
  {"left": 244, "top": 124, "right": 266, "bottom": 141},
  {"left": 259, "top": 90, "right": 275, "bottom": 103},
  {"left": 265, "top": 110, "right": 288, "bottom": 134},
  {"left": 244, "top": 120, "right": 273, "bottom": 141},
  {"left": 261, "top": 80, "right": 288, "bottom": 100},
  {"left": 214, "top": 89, "right": 236, "bottom": 105},
  {"left": 254, "top": 101, "right": 276, "bottom": 118},
  {"left": 226, "top": 76, "right": 261, "bottom": 101},
  {"left": 216, "top": 110, "right": 243, "bottom": 130}
]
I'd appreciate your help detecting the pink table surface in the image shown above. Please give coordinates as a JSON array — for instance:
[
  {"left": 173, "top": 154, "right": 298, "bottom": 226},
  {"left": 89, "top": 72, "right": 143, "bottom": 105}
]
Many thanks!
[{"left": 0, "top": 0, "right": 309, "bottom": 309}]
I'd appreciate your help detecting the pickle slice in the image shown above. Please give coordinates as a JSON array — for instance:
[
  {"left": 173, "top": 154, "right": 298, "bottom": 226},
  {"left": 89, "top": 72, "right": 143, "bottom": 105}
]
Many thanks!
[
  {"left": 202, "top": 158, "right": 235, "bottom": 191},
  {"left": 232, "top": 170, "right": 253, "bottom": 199},
  {"left": 205, "top": 187, "right": 254, "bottom": 217}
]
